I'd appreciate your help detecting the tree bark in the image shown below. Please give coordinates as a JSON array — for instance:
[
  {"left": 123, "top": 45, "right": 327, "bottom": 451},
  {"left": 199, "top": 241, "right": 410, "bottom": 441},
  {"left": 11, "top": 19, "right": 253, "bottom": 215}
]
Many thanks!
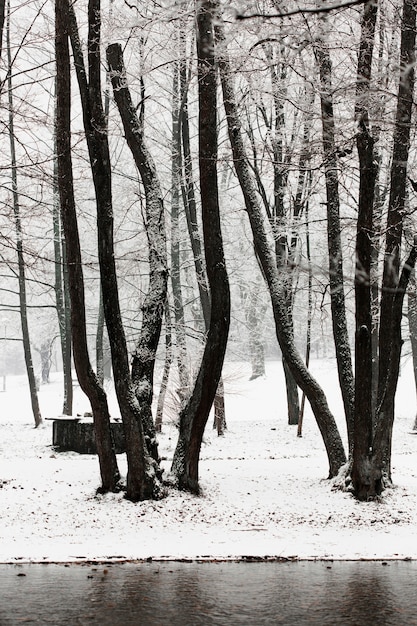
[
  {"left": 374, "top": 0, "right": 416, "bottom": 486},
  {"left": 171, "top": 0, "right": 231, "bottom": 492},
  {"left": 314, "top": 29, "right": 355, "bottom": 451},
  {"left": 178, "top": 23, "right": 226, "bottom": 435},
  {"left": 68, "top": 0, "right": 160, "bottom": 501},
  {"left": 107, "top": 42, "right": 168, "bottom": 466},
  {"left": 216, "top": 14, "right": 346, "bottom": 477},
  {"left": 351, "top": 0, "right": 379, "bottom": 500},
  {"left": 55, "top": 0, "right": 120, "bottom": 493}
]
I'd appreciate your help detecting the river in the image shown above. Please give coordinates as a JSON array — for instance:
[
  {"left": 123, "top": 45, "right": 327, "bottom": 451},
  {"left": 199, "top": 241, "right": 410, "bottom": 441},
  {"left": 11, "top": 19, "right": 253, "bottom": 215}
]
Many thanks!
[{"left": 0, "top": 560, "right": 416, "bottom": 625}]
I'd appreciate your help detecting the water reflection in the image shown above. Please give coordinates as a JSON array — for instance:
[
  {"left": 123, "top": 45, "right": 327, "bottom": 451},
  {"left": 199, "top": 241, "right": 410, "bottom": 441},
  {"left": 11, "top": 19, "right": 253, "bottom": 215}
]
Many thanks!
[{"left": 0, "top": 561, "right": 416, "bottom": 625}]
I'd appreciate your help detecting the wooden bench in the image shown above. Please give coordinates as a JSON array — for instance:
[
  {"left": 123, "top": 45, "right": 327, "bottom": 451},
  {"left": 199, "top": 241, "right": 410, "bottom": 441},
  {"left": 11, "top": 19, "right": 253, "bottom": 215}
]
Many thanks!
[{"left": 50, "top": 416, "right": 126, "bottom": 454}]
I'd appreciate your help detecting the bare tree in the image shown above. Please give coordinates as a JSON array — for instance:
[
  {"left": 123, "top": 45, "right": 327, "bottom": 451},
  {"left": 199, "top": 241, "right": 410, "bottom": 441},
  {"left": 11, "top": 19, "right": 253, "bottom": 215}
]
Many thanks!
[
  {"left": 215, "top": 11, "right": 347, "bottom": 477},
  {"left": 107, "top": 41, "right": 168, "bottom": 465},
  {"left": 55, "top": 0, "right": 120, "bottom": 493},
  {"left": 67, "top": 0, "right": 161, "bottom": 501},
  {"left": 352, "top": 0, "right": 417, "bottom": 499},
  {"left": 6, "top": 1, "right": 41, "bottom": 428},
  {"left": 313, "top": 21, "right": 355, "bottom": 451},
  {"left": 171, "top": 0, "right": 231, "bottom": 492}
]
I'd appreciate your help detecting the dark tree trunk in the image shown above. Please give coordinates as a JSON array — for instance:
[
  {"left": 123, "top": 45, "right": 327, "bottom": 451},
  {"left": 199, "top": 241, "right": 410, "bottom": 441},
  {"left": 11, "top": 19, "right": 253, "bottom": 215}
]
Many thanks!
[
  {"left": 216, "top": 15, "right": 346, "bottom": 477},
  {"left": 351, "top": 0, "right": 379, "bottom": 500},
  {"left": 68, "top": 0, "right": 159, "bottom": 501},
  {"left": 373, "top": 241, "right": 417, "bottom": 471},
  {"left": 55, "top": 0, "right": 120, "bottom": 493},
  {"left": 314, "top": 32, "right": 355, "bottom": 451},
  {"left": 352, "top": 0, "right": 416, "bottom": 499},
  {"left": 171, "top": 0, "right": 231, "bottom": 493},
  {"left": 178, "top": 27, "right": 226, "bottom": 434},
  {"left": 376, "top": 0, "right": 416, "bottom": 481},
  {"left": 107, "top": 42, "right": 168, "bottom": 466}
]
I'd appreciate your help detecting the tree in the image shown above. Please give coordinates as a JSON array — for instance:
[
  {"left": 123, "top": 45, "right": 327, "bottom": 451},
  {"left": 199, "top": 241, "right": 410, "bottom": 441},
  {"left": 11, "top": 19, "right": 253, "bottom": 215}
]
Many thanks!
[
  {"left": 215, "top": 9, "right": 347, "bottom": 478},
  {"left": 313, "top": 18, "right": 355, "bottom": 450},
  {"left": 171, "top": 0, "right": 231, "bottom": 493},
  {"left": 6, "top": 0, "right": 41, "bottom": 428},
  {"left": 67, "top": 0, "right": 161, "bottom": 501},
  {"left": 107, "top": 41, "right": 168, "bottom": 465},
  {"left": 55, "top": 0, "right": 120, "bottom": 493},
  {"left": 352, "top": 0, "right": 417, "bottom": 499}
]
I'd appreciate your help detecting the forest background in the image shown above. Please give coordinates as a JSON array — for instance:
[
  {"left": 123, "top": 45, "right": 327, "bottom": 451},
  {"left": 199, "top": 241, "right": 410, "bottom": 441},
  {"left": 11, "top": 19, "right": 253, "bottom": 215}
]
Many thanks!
[{"left": 1, "top": 0, "right": 417, "bottom": 503}]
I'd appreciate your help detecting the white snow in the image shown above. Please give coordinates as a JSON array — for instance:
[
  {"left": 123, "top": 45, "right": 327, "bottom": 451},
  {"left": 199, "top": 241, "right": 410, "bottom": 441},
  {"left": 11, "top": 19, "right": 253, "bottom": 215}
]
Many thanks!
[{"left": 0, "top": 359, "right": 416, "bottom": 564}]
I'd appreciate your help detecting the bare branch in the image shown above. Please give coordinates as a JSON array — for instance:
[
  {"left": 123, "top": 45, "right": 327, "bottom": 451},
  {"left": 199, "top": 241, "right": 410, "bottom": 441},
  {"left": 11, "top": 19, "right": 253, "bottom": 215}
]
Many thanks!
[{"left": 236, "top": 0, "right": 367, "bottom": 20}]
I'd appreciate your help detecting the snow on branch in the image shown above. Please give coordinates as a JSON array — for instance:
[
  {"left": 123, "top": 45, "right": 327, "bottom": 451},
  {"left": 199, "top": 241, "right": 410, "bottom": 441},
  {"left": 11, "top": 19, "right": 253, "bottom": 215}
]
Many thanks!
[{"left": 235, "top": 0, "right": 368, "bottom": 20}]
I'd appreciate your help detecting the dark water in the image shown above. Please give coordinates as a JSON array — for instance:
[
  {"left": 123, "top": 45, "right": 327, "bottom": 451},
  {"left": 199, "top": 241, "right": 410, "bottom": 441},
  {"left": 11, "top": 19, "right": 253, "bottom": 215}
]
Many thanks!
[{"left": 0, "top": 560, "right": 416, "bottom": 625}]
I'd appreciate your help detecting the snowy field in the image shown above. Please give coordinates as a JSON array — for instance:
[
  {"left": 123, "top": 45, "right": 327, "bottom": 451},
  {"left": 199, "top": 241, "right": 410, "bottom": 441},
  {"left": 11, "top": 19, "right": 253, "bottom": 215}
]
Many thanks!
[{"left": 0, "top": 359, "right": 416, "bottom": 563}]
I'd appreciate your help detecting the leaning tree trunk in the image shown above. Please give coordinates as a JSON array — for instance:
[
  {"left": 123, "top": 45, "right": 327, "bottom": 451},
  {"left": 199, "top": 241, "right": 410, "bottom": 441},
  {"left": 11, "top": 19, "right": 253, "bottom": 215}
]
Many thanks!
[
  {"left": 55, "top": 0, "right": 120, "bottom": 493},
  {"left": 270, "top": 46, "right": 300, "bottom": 426},
  {"left": 6, "top": 5, "right": 41, "bottom": 428},
  {"left": 107, "top": 42, "right": 168, "bottom": 466},
  {"left": 314, "top": 28, "right": 355, "bottom": 452},
  {"left": 216, "top": 14, "right": 346, "bottom": 477},
  {"left": 171, "top": 0, "right": 231, "bottom": 493},
  {"left": 68, "top": 0, "right": 160, "bottom": 501}
]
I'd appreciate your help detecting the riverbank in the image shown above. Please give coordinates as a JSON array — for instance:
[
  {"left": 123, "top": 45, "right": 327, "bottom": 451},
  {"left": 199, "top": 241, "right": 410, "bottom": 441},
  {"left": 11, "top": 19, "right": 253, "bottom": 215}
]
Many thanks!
[{"left": 1, "top": 360, "right": 416, "bottom": 563}]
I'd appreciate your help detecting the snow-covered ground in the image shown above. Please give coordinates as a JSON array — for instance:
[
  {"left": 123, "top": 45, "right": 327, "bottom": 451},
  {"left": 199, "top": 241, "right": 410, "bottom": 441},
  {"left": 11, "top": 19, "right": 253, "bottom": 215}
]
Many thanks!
[{"left": 0, "top": 359, "right": 416, "bottom": 564}]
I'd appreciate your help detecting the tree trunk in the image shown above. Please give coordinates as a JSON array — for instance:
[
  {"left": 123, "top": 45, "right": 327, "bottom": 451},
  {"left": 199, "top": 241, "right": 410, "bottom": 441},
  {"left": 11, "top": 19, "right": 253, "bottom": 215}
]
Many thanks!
[
  {"left": 351, "top": 0, "right": 379, "bottom": 500},
  {"left": 376, "top": 0, "right": 416, "bottom": 468},
  {"left": 216, "top": 15, "right": 346, "bottom": 477},
  {"left": 107, "top": 42, "right": 168, "bottom": 466},
  {"left": 68, "top": 0, "right": 159, "bottom": 501},
  {"left": 314, "top": 29, "right": 355, "bottom": 451},
  {"left": 6, "top": 4, "right": 42, "bottom": 428},
  {"left": 155, "top": 302, "right": 173, "bottom": 433},
  {"left": 53, "top": 154, "right": 73, "bottom": 415},
  {"left": 96, "top": 289, "right": 105, "bottom": 386},
  {"left": 171, "top": 55, "right": 190, "bottom": 399},
  {"left": 298, "top": 194, "right": 313, "bottom": 436},
  {"left": 408, "top": 271, "right": 417, "bottom": 425},
  {"left": 178, "top": 25, "right": 226, "bottom": 433},
  {"left": 171, "top": 0, "right": 231, "bottom": 492},
  {"left": 55, "top": 0, "right": 120, "bottom": 493},
  {"left": 352, "top": 0, "right": 416, "bottom": 499},
  {"left": 267, "top": 42, "right": 300, "bottom": 426}
]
